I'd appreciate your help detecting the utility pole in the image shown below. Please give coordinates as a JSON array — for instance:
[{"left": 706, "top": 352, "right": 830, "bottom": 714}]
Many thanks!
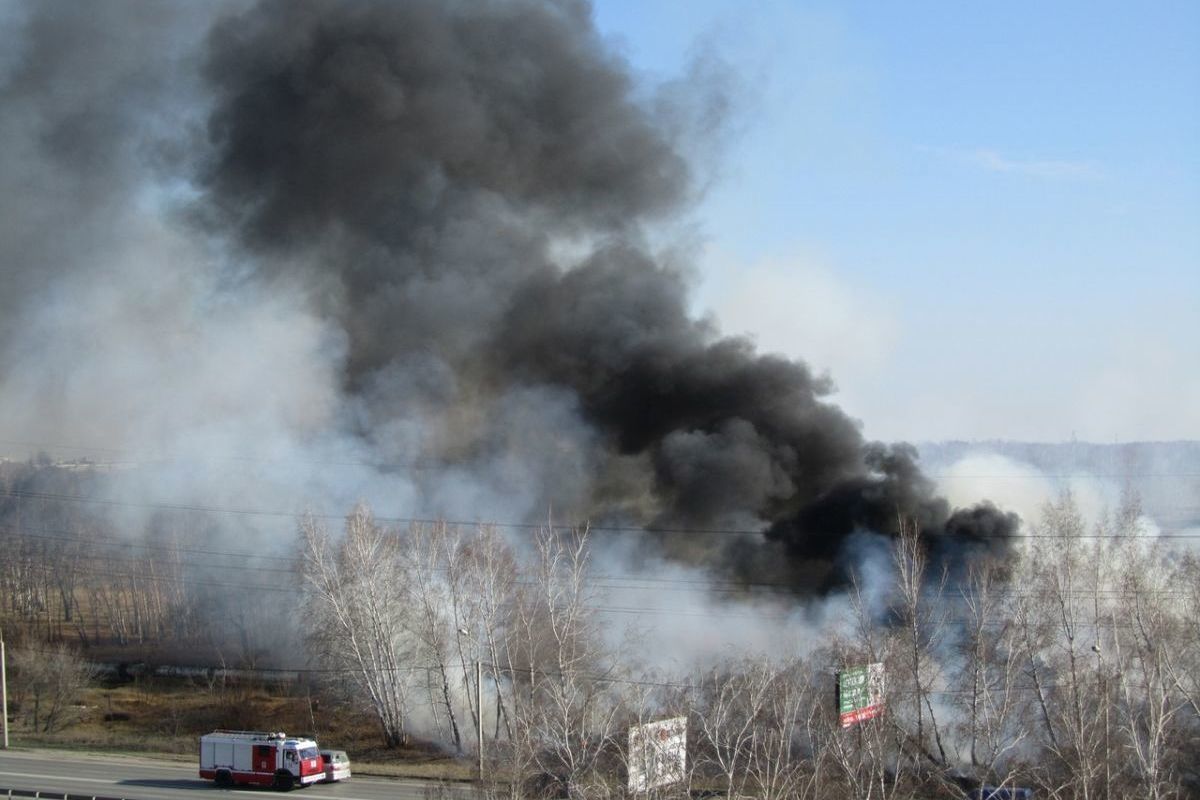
[
  {"left": 2, "top": 628, "right": 9, "bottom": 749},
  {"left": 458, "top": 627, "right": 484, "bottom": 780},
  {"left": 475, "top": 657, "right": 480, "bottom": 782}
]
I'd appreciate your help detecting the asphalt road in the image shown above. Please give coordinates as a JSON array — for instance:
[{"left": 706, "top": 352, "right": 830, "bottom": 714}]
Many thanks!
[{"left": 0, "top": 749, "right": 475, "bottom": 800}]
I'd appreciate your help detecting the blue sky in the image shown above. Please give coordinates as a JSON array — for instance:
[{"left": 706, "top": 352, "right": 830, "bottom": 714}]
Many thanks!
[{"left": 592, "top": 0, "right": 1199, "bottom": 442}]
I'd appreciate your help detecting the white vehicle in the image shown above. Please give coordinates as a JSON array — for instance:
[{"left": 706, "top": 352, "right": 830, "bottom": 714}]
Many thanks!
[
  {"left": 319, "top": 749, "right": 351, "bottom": 782},
  {"left": 199, "top": 730, "right": 324, "bottom": 790}
]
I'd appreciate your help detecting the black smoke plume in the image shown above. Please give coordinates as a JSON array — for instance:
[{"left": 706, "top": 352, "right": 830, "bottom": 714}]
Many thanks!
[{"left": 0, "top": 0, "right": 1017, "bottom": 592}]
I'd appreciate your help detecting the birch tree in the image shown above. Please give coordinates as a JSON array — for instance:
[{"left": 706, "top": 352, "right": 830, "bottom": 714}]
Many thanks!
[
  {"left": 400, "top": 521, "right": 465, "bottom": 752},
  {"left": 299, "top": 507, "right": 413, "bottom": 747},
  {"left": 952, "top": 557, "right": 1030, "bottom": 786},
  {"left": 505, "top": 525, "right": 624, "bottom": 798}
]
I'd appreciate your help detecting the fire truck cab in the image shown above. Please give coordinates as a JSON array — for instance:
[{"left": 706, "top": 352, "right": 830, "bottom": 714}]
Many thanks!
[{"left": 199, "top": 730, "right": 324, "bottom": 790}]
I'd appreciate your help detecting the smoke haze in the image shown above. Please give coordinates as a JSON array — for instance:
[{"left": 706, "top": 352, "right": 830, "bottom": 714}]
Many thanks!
[{"left": 0, "top": 0, "right": 1016, "bottom": 592}]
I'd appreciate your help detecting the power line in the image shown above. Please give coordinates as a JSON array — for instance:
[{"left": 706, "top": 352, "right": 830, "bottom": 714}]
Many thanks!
[
  {"left": 5, "top": 557, "right": 1196, "bottom": 633},
  {"left": 4, "top": 523, "right": 1200, "bottom": 602},
  {"left": 16, "top": 646, "right": 1177, "bottom": 700},
  {"left": 4, "top": 487, "right": 1199, "bottom": 540},
  {"left": 0, "top": 525, "right": 299, "bottom": 568},
  {"left": 5, "top": 436, "right": 1200, "bottom": 479}
]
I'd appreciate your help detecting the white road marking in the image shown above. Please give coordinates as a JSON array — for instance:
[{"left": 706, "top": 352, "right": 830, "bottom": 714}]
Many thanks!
[
  {"left": 0, "top": 763, "right": 453, "bottom": 800},
  {"left": 0, "top": 771, "right": 353, "bottom": 800},
  {"left": 0, "top": 770, "right": 119, "bottom": 783},
  {"left": 2, "top": 755, "right": 187, "bottom": 772}
]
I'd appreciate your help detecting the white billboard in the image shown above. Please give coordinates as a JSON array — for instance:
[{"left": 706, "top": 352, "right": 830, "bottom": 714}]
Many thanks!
[{"left": 627, "top": 716, "right": 687, "bottom": 793}]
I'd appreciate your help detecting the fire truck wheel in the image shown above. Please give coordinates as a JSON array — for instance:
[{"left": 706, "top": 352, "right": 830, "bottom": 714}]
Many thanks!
[
  {"left": 215, "top": 770, "right": 233, "bottom": 787},
  {"left": 274, "top": 771, "right": 295, "bottom": 791}
]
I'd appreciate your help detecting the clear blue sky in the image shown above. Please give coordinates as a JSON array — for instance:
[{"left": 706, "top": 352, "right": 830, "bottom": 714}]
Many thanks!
[{"left": 592, "top": 0, "right": 1200, "bottom": 442}]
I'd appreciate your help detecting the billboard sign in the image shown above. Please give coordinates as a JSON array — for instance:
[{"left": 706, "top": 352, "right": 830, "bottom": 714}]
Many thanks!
[
  {"left": 627, "top": 716, "right": 687, "bottom": 793},
  {"left": 837, "top": 662, "right": 885, "bottom": 728}
]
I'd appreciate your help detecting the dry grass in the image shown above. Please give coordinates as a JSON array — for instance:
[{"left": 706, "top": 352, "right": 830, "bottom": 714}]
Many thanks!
[{"left": 5, "top": 674, "right": 476, "bottom": 782}]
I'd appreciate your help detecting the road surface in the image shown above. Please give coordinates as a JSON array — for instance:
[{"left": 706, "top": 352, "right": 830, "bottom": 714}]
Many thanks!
[{"left": 0, "top": 749, "right": 475, "bottom": 800}]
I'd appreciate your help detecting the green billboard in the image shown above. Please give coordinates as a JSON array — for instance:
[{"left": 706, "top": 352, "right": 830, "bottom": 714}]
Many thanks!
[{"left": 837, "top": 662, "right": 885, "bottom": 728}]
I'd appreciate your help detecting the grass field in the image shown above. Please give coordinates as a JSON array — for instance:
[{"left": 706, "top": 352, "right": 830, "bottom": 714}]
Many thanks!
[{"left": 5, "top": 674, "right": 478, "bottom": 782}]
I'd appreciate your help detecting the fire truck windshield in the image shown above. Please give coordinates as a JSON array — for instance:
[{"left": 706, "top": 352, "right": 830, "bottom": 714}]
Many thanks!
[{"left": 299, "top": 746, "right": 319, "bottom": 760}]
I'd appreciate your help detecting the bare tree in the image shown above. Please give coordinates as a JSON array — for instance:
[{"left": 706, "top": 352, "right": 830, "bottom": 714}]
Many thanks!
[
  {"left": 890, "top": 516, "right": 952, "bottom": 776},
  {"left": 1015, "top": 492, "right": 1108, "bottom": 799},
  {"left": 9, "top": 642, "right": 95, "bottom": 733},
  {"left": 504, "top": 525, "right": 625, "bottom": 798},
  {"left": 1114, "top": 560, "right": 1182, "bottom": 800},
  {"left": 691, "top": 657, "right": 777, "bottom": 799},
  {"left": 1007, "top": 490, "right": 1200, "bottom": 800},
  {"left": 742, "top": 659, "right": 822, "bottom": 800},
  {"left": 400, "top": 521, "right": 465, "bottom": 752},
  {"left": 950, "top": 555, "right": 1030, "bottom": 791},
  {"left": 298, "top": 507, "right": 413, "bottom": 747},
  {"left": 817, "top": 673, "right": 907, "bottom": 800},
  {"left": 1163, "top": 552, "right": 1200, "bottom": 793},
  {"left": 1102, "top": 497, "right": 1191, "bottom": 800},
  {"left": 457, "top": 524, "right": 520, "bottom": 743}
]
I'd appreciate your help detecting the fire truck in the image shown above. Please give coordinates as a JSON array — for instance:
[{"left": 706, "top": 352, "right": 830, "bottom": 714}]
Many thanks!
[{"left": 199, "top": 730, "right": 325, "bottom": 789}]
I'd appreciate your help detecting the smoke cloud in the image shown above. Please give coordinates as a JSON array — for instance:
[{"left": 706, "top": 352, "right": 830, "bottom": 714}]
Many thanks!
[{"left": 0, "top": 0, "right": 1016, "bottom": 593}]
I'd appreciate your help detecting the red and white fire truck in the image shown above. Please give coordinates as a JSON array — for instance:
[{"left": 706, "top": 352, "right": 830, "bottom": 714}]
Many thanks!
[{"left": 199, "top": 730, "right": 325, "bottom": 789}]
